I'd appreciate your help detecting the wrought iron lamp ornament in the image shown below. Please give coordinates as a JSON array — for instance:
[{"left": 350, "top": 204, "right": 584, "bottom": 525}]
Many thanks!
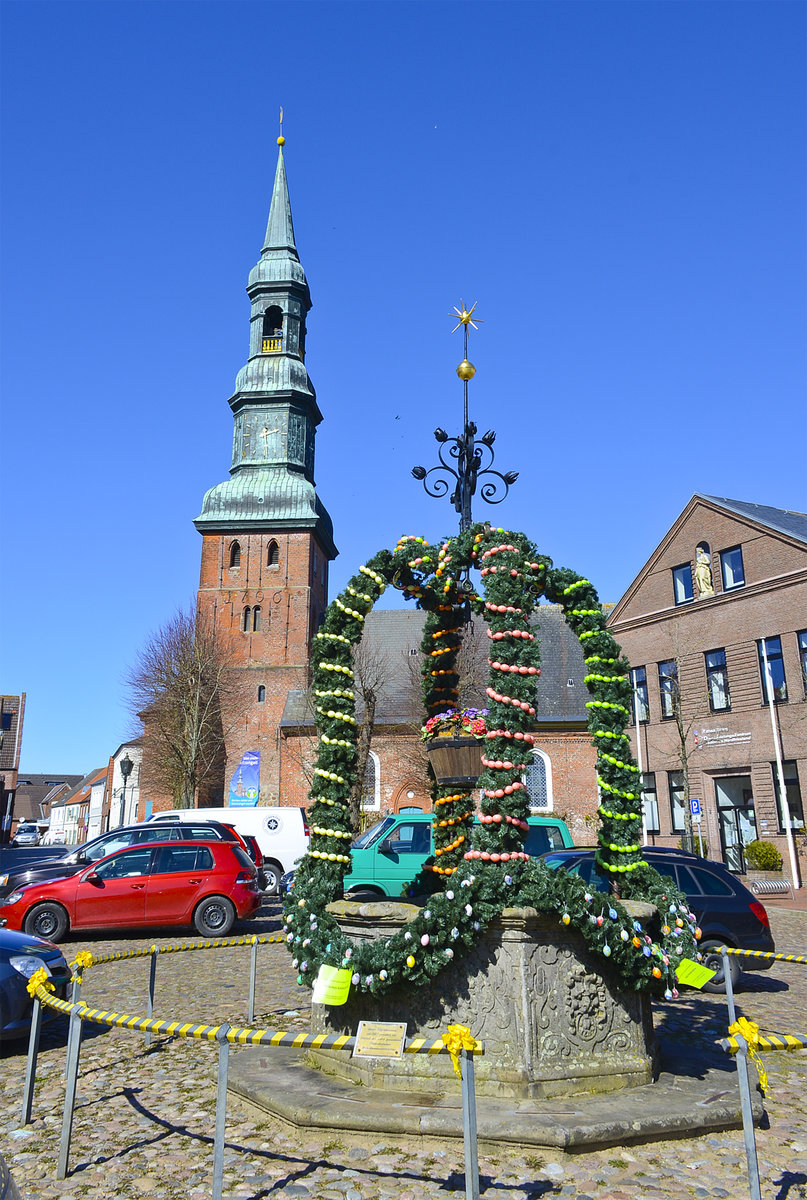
[{"left": 412, "top": 302, "right": 518, "bottom": 534}]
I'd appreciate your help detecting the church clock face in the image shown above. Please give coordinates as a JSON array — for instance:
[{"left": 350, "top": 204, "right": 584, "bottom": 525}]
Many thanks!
[{"left": 233, "top": 411, "right": 286, "bottom": 464}]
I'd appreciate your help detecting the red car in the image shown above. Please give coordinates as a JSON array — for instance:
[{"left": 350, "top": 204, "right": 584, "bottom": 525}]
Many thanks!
[{"left": 0, "top": 840, "right": 261, "bottom": 942}]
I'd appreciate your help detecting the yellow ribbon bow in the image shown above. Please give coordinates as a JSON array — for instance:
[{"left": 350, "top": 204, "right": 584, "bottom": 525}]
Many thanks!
[
  {"left": 728, "top": 1017, "right": 769, "bottom": 1096},
  {"left": 442, "top": 1023, "right": 477, "bottom": 1079},
  {"left": 26, "top": 967, "right": 54, "bottom": 998},
  {"left": 70, "top": 950, "right": 94, "bottom": 979}
]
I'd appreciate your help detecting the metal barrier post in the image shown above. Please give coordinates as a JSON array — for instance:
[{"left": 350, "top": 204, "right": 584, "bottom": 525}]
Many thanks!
[
  {"left": 57, "top": 1003, "right": 84, "bottom": 1179},
  {"left": 722, "top": 949, "right": 762, "bottom": 1200},
  {"left": 247, "top": 938, "right": 258, "bottom": 1025},
  {"left": 734, "top": 1033, "right": 763, "bottom": 1200},
  {"left": 145, "top": 948, "right": 158, "bottom": 1048},
  {"left": 63, "top": 974, "right": 81, "bottom": 1079},
  {"left": 212, "top": 1023, "right": 231, "bottom": 1200},
  {"left": 460, "top": 1047, "right": 480, "bottom": 1200},
  {"left": 21, "top": 995, "right": 43, "bottom": 1124},
  {"left": 722, "top": 947, "right": 738, "bottom": 1026}
]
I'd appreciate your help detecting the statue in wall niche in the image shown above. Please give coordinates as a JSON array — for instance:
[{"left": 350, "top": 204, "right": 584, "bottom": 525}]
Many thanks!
[{"left": 695, "top": 545, "right": 714, "bottom": 598}]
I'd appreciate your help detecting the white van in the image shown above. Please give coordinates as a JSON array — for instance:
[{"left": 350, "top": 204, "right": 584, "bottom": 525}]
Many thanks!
[{"left": 148, "top": 806, "right": 308, "bottom": 895}]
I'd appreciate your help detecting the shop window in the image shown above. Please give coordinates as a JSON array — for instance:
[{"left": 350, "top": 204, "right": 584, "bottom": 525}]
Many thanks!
[
  {"left": 672, "top": 563, "right": 693, "bottom": 605},
  {"left": 772, "top": 760, "right": 804, "bottom": 832},
  {"left": 631, "top": 667, "right": 649, "bottom": 723},
  {"left": 719, "top": 545, "right": 745, "bottom": 591},
  {"left": 524, "top": 749, "right": 553, "bottom": 811},
  {"left": 668, "top": 771, "right": 686, "bottom": 832},
  {"left": 758, "top": 636, "right": 788, "bottom": 704},
  {"left": 641, "top": 772, "right": 660, "bottom": 833},
  {"left": 658, "top": 660, "right": 678, "bottom": 720},
  {"left": 267, "top": 540, "right": 279, "bottom": 568},
  {"left": 229, "top": 542, "right": 241, "bottom": 569},
  {"left": 705, "top": 649, "right": 731, "bottom": 712}
]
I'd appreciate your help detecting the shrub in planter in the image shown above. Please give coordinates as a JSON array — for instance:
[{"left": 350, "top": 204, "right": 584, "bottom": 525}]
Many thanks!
[{"left": 744, "top": 839, "right": 783, "bottom": 872}]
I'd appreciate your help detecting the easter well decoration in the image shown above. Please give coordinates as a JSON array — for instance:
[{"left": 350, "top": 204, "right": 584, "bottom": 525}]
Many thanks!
[{"left": 283, "top": 521, "right": 700, "bottom": 1001}]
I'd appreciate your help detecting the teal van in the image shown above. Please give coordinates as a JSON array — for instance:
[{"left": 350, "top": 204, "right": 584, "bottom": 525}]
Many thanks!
[{"left": 342, "top": 812, "right": 574, "bottom": 900}]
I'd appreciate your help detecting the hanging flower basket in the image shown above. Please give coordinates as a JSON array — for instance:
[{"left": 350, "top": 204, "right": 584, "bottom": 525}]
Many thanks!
[
  {"left": 425, "top": 734, "right": 484, "bottom": 787},
  {"left": 422, "top": 708, "right": 487, "bottom": 786}
]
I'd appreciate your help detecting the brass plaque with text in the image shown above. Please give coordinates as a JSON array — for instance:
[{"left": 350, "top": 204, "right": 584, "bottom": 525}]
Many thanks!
[{"left": 352, "top": 1021, "right": 407, "bottom": 1059}]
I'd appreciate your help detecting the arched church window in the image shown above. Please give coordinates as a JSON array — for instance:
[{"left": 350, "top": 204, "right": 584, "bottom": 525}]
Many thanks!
[
  {"left": 257, "top": 685, "right": 266, "bottom": 703},
  {"left": 262, "top": 306, "right": 283, "bottom": 352},
  {"left": 252, "top": 606, "right": 261, "bottom": 632},
  {"left": 361, "top": 751, "right": 381, "bottom": 812},
  {"left": 524, "top": 749, "right": 553, "bottom": 811},
  {"left": 229, "top": 542, "right": 241, "bottom": 569},
  {"left": 242, "top": 607, "right": 251, "bottom": 632},
  {"left": 267, "top": 540, "right": 279, "bottom": 568}
]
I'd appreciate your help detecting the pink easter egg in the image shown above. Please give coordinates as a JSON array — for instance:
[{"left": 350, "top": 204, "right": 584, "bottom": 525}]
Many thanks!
[
  {"left": 493, "top": 813, "right": 502, "bottom": 823},
  {"left": 481, "top": 852, "right": 491, "bottom": 860},
  {"left": 501, "top": 853, "right": 511, "bottom": 862},
  {"left": 490, "top": 854, "right": 501, "bottom": 863}
]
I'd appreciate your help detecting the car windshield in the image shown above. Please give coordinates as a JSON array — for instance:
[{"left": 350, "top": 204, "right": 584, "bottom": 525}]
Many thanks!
[{"left": 352, "top": 817, "right": 396, "bottom": 850}]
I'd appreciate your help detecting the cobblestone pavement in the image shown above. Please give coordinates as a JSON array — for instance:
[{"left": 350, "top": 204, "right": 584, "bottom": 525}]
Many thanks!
[{"left": 1, "top": 902, "right": 805, "bottom": 1200}]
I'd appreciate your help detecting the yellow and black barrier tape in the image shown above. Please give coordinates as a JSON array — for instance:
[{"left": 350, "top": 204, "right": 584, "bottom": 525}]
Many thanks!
[
  {"left": 720, "top": 1031, "right": 806, "bottom": 1054},
  {"left": 719, "top": 947, "right": 807, "bottom": 965},
  {"left": 76, "top": 934, "right": 285, "bottom": 971},
  {"left": 29, "top": 983, "right": 483, "bottom": 1055}
]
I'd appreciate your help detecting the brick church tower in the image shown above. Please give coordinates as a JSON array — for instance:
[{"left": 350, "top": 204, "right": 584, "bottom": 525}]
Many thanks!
[{"left": 194, "top": 136, "right": 337, "bottom": 805}]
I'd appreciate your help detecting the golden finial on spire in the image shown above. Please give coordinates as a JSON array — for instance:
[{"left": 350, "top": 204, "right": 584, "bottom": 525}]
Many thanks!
[
  {"left": 277, "top": 106, "right": 285, "bottom": 147},
  {"left": 450, "top": 300, "right": 481, "bottom": 333},
  {"left": 451, "top": 300, "right": 481, "bottom": 379}
]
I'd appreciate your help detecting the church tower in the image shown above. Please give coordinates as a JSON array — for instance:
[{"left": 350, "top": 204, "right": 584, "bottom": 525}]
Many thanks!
[{"left": 194, "top": 133, "right": 336, "bottom": 805}]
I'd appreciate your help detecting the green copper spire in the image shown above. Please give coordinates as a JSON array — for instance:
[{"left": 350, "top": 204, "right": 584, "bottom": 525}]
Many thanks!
[
  {"left": 262, "top": 144, "right": 298, "bottom": 258},
  {"left": 195, "top": 137, "right": 336, "bottom": 558}
]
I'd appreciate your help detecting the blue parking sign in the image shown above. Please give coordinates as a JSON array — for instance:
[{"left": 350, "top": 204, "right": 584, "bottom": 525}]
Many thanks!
[{"left": 690, "top": 797, "right": 701, "bottom": 816}]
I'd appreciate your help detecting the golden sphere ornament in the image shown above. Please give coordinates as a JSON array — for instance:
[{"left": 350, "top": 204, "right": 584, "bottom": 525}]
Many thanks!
[{"left": 456, "top": 359, "right": 476, "bottom": 381}]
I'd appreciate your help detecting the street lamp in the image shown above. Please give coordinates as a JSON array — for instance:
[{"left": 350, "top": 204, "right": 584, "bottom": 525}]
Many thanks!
[
  {"left": 119, "top": 753, "right": 134, "bottom": 828},
  {"left": 412, "top": 302, "right": 518, "bottom": 535}
]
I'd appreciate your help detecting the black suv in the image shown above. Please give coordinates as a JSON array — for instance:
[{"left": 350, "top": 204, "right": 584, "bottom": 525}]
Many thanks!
[
  {"left": 0, "top": 821, "right": 246, "bottom": 899},
  {"left": 540, "top": 848, "right": 776, "bottom": 992}
]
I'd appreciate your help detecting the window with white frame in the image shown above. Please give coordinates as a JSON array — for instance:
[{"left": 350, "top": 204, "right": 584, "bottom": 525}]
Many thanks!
[
  {"left": 705, "top": 648, "right": 731, "bottom": 712},
  {"left": 641, "top": 772, "right": 660, "bottom": 833},
  {"left": 524, "top": 749, "right": 553, "bottom": 811},
  {"left": 758, "top": 636, "right": 788, "bottom": 704},
  {"left": 668, "top": 770, "right": 686, "bottom": 832},
  {"left": 719, "top": 545, "right": 745, "bottom": 591},
  {"left": 658, "top": 660, "right": 678, "bottom": 720},
  {"left": 631, "top": 666, "right": 649, "bottom": 723},
  {"left": 798, "top": 630, "right": 807, "bottom": 698},
  {"left": 672, "top": 564, "right": 693, "bottom": 605}
]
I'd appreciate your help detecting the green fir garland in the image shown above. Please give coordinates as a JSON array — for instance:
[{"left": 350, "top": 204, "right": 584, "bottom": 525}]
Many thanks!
[{"left": 283, "top": 523, "right": 701, "bottom": 1001}]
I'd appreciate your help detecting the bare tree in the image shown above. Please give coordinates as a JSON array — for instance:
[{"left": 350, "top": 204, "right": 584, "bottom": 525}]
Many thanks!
[
  {"left": 127, "top": 608, "right": 233, "bottom": 809},
  {"left": 647, "top": 629, "right": 706, "bottom": 853},
  {"left": 348, "top": 636, "right": 391, "bottom": 835}
]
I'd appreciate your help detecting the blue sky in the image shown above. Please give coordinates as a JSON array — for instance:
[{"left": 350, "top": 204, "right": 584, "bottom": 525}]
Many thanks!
[{"left": 2, "top": 0, "right": 805, "bottom": 775}]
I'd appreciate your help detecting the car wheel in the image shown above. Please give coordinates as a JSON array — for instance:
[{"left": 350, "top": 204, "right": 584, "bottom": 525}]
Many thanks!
[
  {"left": 262, "top": 861, "right": 282, "bottom": 897},
  {"left": 700, "top": 939, "right": 742, "bottom": 993},
  {"left": 23, "top": 903, "right": 69, "bottom": 943},
  {"left": 345, "top": 888, "right": 385, "bottom": 903},
  {"left": 193, "top": 896, "right": 235, "bottom": 937}
]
